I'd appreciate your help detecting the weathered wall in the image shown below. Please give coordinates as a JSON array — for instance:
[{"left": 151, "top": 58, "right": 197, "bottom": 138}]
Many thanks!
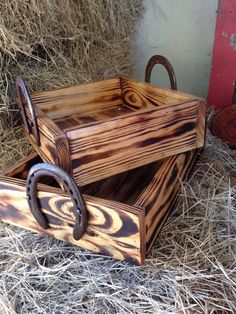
[{"left": 132, "top": 0, "right": 218, "bottom": 97}]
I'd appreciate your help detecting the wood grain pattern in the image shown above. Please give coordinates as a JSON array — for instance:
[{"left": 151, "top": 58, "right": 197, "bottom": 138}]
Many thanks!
[
  {"left": 0, "top": 176, "right": 144, "bottom": 264},
  {"left": 81, "top": 150, "right": 197, "bottom": 253},
  {"left": 53, "top": 104, "right": 134, "bottom": 129},
  {"left": 120, "top": 77, "right": 190, "bottom": 108},
  {"left": 31, "top": 78, "right": 122, "bottom": 120},
  {"left": 68, "top": 100, "right": 203, "bottom": 185},
  {"left": 22, "top": 104, "right": 72, "bottom": 174},
  {"left": 135, "top": 150, "right": 198, "bottom": 252},
  {"left": 196, "top": 100, "right": 207, "bottom": 148},
  {"left": 145, "top": 149, "right": 199, "bottom": 253},
  {"left": 1, "top": 148, "right": 198, "bottom": 262},
  {"left": 17, "top": 77, "right": 205, "bottom": 186}
]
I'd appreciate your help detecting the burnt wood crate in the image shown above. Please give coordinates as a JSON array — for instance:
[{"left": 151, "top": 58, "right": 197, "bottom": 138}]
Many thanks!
[
  {"left": 16, "top": 76, "right": 206, "bottom": 186},
  {"left": 0, "top": 149, "right": 198, "bottom": 264},
  {"left": 0, "top": 56, "right": 206, "bottom": 263}
]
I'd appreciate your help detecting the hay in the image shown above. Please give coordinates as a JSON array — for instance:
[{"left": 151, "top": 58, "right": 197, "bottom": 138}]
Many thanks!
[
  {"left": 0, "top": 0, "right": 143, "bottom": 121},
  {"left": 0, "top": 123, "right": 31, "bottom": 172},
  {"left": 0, "top": 131, "right": 235, "bottom": 313}
]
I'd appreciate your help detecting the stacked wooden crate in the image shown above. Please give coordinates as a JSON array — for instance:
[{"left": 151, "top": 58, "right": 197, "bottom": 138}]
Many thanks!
[{"left": 0, "top": 56, "right": 206, "bottom": 264}]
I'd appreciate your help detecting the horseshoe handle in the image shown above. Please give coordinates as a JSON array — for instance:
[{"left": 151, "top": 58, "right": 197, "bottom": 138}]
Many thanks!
[
  {"left": 16, "top": 76, "right": 40, "bottom": 146},
  {"left": 145, "top": 55, "right": 177, "bottom": 90},
  {"left": 26, "top": 163, "right": 87, "bottom": 240}
]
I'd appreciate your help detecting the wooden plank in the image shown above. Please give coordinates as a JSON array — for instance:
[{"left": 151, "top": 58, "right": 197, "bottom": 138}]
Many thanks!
[
  {"left": 0, "top": 176, "right": 144, "bottom": 264},
  {"left": 67, "top": 100, "right": 204, "bottom": 185},
  {"left": 147, "top": 151, "right": 199, "bottom": 250},
  {"left": 134, "top": 150, "right": 198, "bottom": 253},
  {"left": 53, "top": 105, "right": 135, "bottom": 130},
  {"left": 120, "top": 77, "right": 200, "bottom": 108},
  {"left": 31, "top": 78, "right": 122, "bottom": 120},
  {"left": 81, "top": 161, "right": 162, "bottom": 205},
  {"left": 196, "top": 100, "right": 207, "bottom": 148},
  {"left": 81, "top": 150, "right": 198, "bottom": 253}
]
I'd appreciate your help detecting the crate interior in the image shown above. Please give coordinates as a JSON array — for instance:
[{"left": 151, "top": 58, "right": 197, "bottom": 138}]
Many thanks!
[
  {"left": 7, "top": 154, "right": 162, "bottom": 207},
  {"left": 30, "top": 77, "right": 192, "bottom": 132}
]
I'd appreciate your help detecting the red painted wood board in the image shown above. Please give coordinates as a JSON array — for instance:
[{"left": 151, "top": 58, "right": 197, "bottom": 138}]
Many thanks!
[{"left": 208, "top": 0, "right": 236, "bottom": 109}]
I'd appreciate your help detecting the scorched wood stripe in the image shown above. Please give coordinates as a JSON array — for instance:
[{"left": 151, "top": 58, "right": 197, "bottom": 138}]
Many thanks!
[
  {"left": 0, "top": 147, "right": 200, "bottom": 263},
  {"left": 53, "top": 105, "right": 135, "bottom": 130},
  {"left": 120, "top": 77, "right": 198, "bottom": 107},
  {"left": 23, "top": 104, "right": 72, "bottom": 174},
  {"left": 0, "top": 176, "right": 144, "bottom": 264},
  {"left": 67, "top": 100, "right": 202, "bottom": 185},
  {"left": 196, "top": 100, "right": 207, "bottom": 148},
  {"left": 16, "top": 76, "right": 205, "bottom": 186},
  {"left": 30, "top": 78, "right": 122, "bottom": 120},
  {"left": 146, "top": 150, "right": 199, "bottom": 251},
  {"left": 137, "top": 150, "right": 198, "bottom": 252}
]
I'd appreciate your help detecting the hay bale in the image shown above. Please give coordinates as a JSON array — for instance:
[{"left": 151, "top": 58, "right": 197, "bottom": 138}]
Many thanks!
[{"left": 0, "top": 0, "right": 143, "bottom": 119}]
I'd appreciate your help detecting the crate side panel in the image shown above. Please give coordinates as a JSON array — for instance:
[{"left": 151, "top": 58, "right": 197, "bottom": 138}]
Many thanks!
[
  {"left": 196, "top": 100, "right": 207, "bottom": 148},
  {"left": 81, "top": 158, "right": 162, "bottom": 202},
  {"left": 0, "top": 177, "right": 143, "bottom": 264},
  {"left": 120, "top": 77, "right": 198, "bottom": 109},
  {"left": 134, "top": 150, "right": 198, "bottom": 253},
  {"left": 23, "top": 105, "right": 71, "bottom": 173},
  {"left": 31, "top": 78, "right": 122, "bottom": 120},
  {"left": 68, "top": 100, "right": 202, "bottom": 185}
]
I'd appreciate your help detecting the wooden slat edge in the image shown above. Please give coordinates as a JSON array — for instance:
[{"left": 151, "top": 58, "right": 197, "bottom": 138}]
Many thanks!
[
  {"left": 23, "top": 104, "right": 72, "bottom": 174},
  {"left": 196, "top": 100, "right": 207, "bottom": 148},
  {"left": 54, "top": 132, "right": 72, "bottom": 175},
  {"left": 122, "top": 77, "right": 205, "bottom": 102},
  {"left": 30, "top": 78, "right": 121, "bottom": 98},
  {"left": 138, "top": 207, "right": 146, "bottom": 265}
]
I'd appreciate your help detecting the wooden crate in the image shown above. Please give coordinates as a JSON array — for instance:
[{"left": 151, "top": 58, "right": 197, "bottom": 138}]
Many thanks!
[
  {"left": 0, "top": 149, "right": 198, "bottom": 264},
  {"left": 16, "top": 76, "right": 206, "bottom": 186}
]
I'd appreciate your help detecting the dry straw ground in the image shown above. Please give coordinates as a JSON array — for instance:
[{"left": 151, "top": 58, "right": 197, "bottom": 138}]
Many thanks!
[{"left": 0, "top": 1, "right": 236, "bottom": 313}]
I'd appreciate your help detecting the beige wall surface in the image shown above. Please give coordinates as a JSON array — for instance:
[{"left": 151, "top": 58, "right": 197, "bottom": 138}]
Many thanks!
[{"left": 132, "top": 0, "right": 218, "bottom": 97}]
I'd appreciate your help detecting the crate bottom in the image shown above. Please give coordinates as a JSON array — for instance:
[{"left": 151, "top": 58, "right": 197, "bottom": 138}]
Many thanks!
[{"left": 54, "top": 104, "right": 135, "bottom": 130}]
